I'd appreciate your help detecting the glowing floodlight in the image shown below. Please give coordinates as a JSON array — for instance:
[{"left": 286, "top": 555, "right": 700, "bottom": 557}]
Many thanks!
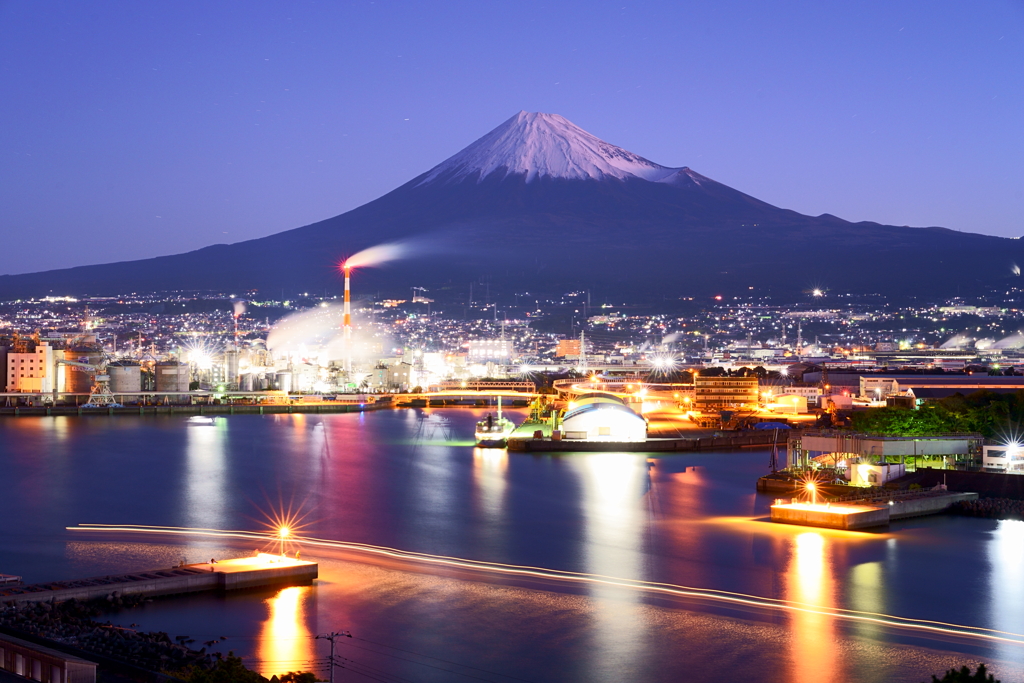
[{"left": 279, "top": 526, "right": 291, "bottom": 557}]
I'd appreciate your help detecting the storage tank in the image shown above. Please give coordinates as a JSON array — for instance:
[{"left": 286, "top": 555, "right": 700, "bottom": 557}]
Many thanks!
[
  {"left": 275, "top": 371, "right": 293, "bottom": 393},
  {"left": 107, "top": 361, "right": 142, "bottom": 393},
  {"left": 240, "top": 373, "right": 255, "bottom": 392},
  {"left": 155, "top": 361, "right": 190, "bottom": 393},
  {"left": 64, "top": 344, "right": 104, "bottom": 393},
  {"left": 224, "top": 349, "right": 240, "bottom": 387}
]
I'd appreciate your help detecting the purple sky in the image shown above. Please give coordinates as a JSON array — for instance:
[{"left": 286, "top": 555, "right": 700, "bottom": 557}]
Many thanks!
[{"left": 1, "top": 1, "right": 1022, "bottom": 275}]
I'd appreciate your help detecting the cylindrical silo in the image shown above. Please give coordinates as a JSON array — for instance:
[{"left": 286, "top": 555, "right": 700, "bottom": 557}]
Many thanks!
[
  {"left": 155, "top": 361, "right": 190, "bottom": 393},
  {"left": 64, "top": 344, "right": 104, "bottom": 393},
  {"left": 107, "top": 361, "right": 142, "bottom": 393},
  {"left": 240, "top": 373, "right": 254, "bottom": 391},
  {"left": 275, "top": 371, "right": 293, "bottom": 393}
]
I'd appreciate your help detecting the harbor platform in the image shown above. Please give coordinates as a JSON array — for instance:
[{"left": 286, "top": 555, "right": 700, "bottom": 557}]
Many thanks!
[
  {"left": 0, "top": 554, "right": 317, "bottom": 606},
  {"left": 770, "top": 490, "right": 979, "bottom": 530},
  {"left": 507, "top": 431, "right": 779, "bottom": 453}
]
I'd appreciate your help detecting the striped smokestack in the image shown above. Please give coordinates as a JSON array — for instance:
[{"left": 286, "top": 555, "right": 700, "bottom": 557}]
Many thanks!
[{"left": 343, "top": 265, "right": 352, "bottom": 374}]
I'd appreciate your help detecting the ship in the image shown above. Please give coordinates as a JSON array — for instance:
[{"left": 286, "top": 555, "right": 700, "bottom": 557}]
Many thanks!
[{"left": 474, "top": 397, "right": 515, "bottom": 447}]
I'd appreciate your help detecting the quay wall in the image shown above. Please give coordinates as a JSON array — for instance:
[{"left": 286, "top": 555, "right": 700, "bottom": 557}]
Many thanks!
[
  {"left": 888, "top": 492, "right": 978, "bottom": 519},
  {"left": 508, "top": 431, "right": 779, "bottom": 453},
  {"left": 770, "top": 505, "right": 890, "bottom": 530},
  {"left": 1, "top": 562, "right": 318, "bottom": 607}
]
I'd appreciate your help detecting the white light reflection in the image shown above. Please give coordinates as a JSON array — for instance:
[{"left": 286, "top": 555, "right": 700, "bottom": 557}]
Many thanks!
[
  {"left": 257, "top": 585, "right": 316, "bottom": 677},
  {"left": 848, "top": 561, "right": 885, "bottom": 643},
  {"left": 788, "top": 532, "right": 840, "bottom": 683},
  {"left": 576, "top": 453, "right": 649, "bottom": 680},
  {"left": 183, "top": 417, "right": 228, "bottom": 530},
  {"left": 472, "top": 448, "right": 508, "bottom": 526},
  {"left": 989, "top": 520, "right": 1024, "bottom": 666}
]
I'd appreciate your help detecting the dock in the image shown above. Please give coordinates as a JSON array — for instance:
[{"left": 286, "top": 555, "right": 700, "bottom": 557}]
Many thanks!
[
  {"left": 770, "top": 490, "right": 979, "bottom": 530},
  {"left": 0, "top": 554, "right": 317, "bottom": 606},
  {"left": 507, "top": 431, "right": 779, "bottom": 453}
]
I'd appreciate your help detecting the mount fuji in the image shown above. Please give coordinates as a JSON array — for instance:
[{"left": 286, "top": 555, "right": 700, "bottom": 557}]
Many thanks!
[{"left": 1, "top": 111, "right": 1019, "bottom": 301}]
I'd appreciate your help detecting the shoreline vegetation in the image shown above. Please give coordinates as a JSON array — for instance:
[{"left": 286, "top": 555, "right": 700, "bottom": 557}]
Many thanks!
[{"left": 0, "top": 595, "right": 318, "bottom": 682}]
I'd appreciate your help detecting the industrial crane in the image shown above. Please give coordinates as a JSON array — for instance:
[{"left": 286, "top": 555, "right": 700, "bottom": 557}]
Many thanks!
[{"left": 51, "top": 357, "right": 121, "bottom": 407}]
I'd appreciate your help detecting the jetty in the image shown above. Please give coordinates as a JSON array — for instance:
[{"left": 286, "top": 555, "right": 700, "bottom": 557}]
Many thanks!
[
  {"left": 508, "top": 430, "right": 779, "bottom": 453},
  {"left": 770, "top": 488, "right": 978, "bottom": 530},
  {"left": 0, "top": 554, "right": 317, "bottom": 607}
]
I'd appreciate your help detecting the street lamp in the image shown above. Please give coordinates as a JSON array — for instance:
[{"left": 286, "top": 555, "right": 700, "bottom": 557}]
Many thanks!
[
  {"left": 806, "top": 482, "right": 817, "bottom": 506},
  {"left": 278, "top": 526, "right": 290, "bottom": 557}
]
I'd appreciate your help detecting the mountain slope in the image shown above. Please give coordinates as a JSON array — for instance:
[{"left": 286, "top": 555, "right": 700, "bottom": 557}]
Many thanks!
[{"left": 0, "top": 111, "right": 1019, "bottom": 300}]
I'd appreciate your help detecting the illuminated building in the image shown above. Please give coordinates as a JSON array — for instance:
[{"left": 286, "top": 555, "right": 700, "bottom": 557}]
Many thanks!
[
  {"left": 555, "top": 339, "right": 581, "bottom": 357},
  {"left": 5, "top": 342, "right": 60, "bottom": 393},
  {"left": 561, "top": 393, "right": 647, "bottom": 441},
  {"left": 468, "top": 338, "right": 513, "bottom": 361},
  {"left": 693, "top": 375, "right": 758, "bottom": 410}
]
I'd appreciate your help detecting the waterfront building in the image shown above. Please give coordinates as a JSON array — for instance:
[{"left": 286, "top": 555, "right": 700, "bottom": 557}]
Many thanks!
[
  {"left": 561, "top": 393, "right": 647, "bottom": 441},
  {"left": 5, "top": 342, "right": 61, "bottom": 394},
  {"left": 694, "top": 375, "right": 759, "bottom": 410},
  {"left": 982, "top": 444, "right": 1024, "bottom": 474}
]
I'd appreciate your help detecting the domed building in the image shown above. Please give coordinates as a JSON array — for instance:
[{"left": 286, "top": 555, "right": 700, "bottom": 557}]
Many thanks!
[{"left": 561, "top": 393, "right": 647, "bottom": 442}]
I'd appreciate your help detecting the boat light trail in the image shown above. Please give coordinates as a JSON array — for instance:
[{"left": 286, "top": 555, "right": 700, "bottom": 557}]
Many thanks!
[{"left": 67, "top": 523, "right": 1024, "bottom": 647}]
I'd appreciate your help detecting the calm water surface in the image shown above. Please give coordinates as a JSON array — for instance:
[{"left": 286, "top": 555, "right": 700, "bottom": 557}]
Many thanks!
[{"left": 1, "top": 410, "right": 1023, "bottom": 682}]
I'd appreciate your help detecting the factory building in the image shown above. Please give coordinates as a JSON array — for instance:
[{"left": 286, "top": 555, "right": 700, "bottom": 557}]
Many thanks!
[
  {"left": 773, "top": 385, "right": 823, "bottom": 407},
  {"left": 5, "top": 342, "right": 61, "bottom": 393},
  {"left": 860, "top": 375, "right": 1024, "bottom": 401},
  {"left": 694, "top": 376, "right": 759, "bottom": 411},
  {"left": 561, "top": 393, "right": 647, "bottom": 441},
  {"left": 368, "top": 362, "right": 413, "bottom": 391},
  {"left": 468, "top": 339, "right": 513, "bottom": 361}
]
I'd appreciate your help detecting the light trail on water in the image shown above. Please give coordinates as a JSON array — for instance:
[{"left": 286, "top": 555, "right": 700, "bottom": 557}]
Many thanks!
[{"left": 67, "top": 523, "right": 1024, "bottom": 648}]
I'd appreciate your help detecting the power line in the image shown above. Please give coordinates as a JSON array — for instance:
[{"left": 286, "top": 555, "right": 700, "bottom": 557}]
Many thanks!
[
  {"left": 348, "top": 635, "right": 538, "bottom": 683},
  {"left": 316, "top": 631, "right": 352, "bottom": 683}
]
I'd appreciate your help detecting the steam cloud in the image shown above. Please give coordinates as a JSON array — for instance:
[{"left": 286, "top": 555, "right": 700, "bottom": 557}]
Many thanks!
[
  {"left": 344, "top": 238, "right": 447, "bottom": 269},
  {"left": 266, "top": 303, "right": 389, "bottom": 363}
]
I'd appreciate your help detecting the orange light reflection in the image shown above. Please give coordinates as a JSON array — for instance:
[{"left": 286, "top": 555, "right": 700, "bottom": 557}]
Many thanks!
[
  {"left": 787, "top": 532, "right": 839, "bottom": 683},
  {"left": 256, "top": 586, "right": 316, "bottom": 677}
]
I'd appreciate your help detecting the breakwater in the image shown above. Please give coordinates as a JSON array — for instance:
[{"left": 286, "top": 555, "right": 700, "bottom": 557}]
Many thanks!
[{"left": 952, "top": 497, "right": 1024, "bottom": 520}]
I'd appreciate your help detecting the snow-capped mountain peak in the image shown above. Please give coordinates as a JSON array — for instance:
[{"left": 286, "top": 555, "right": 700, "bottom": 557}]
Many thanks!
[{"left": 418, "top": 111, "right": 682, "bottom": 184}]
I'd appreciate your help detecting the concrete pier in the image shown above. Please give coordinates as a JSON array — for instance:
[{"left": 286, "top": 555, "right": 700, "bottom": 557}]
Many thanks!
[
  {"left": 508, "top": 431, "right": 779, "bottom": 453},
  {"left": 770, "top": 491, "right": 979, "bottom": 530},
  {"left": 771, "top": 502, "right": 890, "bottom": 530},
  {"left": 0, "top": 554, "right": 317, "bottom": 606}
]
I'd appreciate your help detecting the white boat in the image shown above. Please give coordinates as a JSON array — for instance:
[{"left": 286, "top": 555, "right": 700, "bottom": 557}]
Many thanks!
[{"left": 475, "top": 397, "right": 515, "bottom": 447}]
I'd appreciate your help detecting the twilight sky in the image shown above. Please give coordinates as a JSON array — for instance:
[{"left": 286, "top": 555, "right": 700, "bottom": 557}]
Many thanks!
[{"left": 1, "top": 1, "right": 1022, "bottom": 276}]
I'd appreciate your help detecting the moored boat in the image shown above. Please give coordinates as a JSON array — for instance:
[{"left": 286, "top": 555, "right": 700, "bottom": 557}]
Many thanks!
[{"left": 475, "top": 397, "right": 515, "bottom": 447}]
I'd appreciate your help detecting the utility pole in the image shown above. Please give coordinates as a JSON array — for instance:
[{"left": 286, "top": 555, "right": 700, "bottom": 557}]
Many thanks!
[
  {"left": 315, "top": 631, "right": 352, "bottom": 683},
  {"left": 577, "top": 330, "right": 587, "bottom": 375}
]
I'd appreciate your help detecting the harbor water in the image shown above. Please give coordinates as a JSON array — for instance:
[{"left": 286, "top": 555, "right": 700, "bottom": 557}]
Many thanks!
[{"left": 1, "top": 410, "right": 1023, "bottom": 682}]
